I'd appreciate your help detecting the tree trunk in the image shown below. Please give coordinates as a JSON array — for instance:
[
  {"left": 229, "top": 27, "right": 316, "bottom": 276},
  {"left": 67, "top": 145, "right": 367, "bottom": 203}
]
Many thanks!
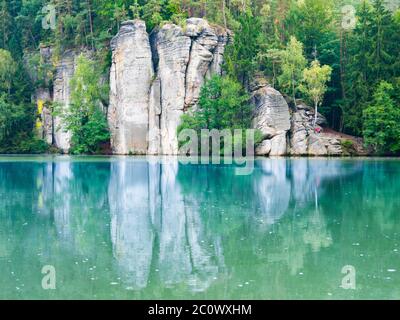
[
  {"left": 291, "top": 71, "right": 297, "bottom": 109},
  {"left": 272, "top": 62, "right": 276, "bottom": 88},
  {"left": 87, "top": 0, "right": 95, "bottom": 50},
  {"left": 222, "top": 0, "right": 227, "bottom": 29},
  {"left": 313, "top": 101, "right": 318, "bottom": 128},
  {"left": 292, "top": 82, "right": 297, "bottom": 109}
]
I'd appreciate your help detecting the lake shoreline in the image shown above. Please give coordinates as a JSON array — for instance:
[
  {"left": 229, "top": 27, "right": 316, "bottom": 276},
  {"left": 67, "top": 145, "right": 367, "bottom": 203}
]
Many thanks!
[{"left": 1, "top": 154, "right": 400, "bottom": 162}]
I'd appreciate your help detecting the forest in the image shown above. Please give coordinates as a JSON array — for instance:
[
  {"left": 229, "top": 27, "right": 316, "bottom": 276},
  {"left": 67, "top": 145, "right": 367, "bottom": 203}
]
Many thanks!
[{"left": 0, "top": 0, "right": 400, "bottom": 155}]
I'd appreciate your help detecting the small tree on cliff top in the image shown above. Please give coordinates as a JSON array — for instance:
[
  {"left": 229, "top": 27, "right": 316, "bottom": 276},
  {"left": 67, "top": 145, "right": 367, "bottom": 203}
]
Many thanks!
[{"left": 301, "top": 59, "right": 332, "bottom": 127}]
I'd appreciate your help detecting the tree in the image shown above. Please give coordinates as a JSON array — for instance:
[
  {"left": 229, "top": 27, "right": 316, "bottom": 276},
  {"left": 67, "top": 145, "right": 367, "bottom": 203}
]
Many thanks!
[
  {"left": 0, "top": 49, "right": 17, "bottom": 94},
  {"left": 0, "top": 0, "right": 12, "bottom": 48},
  {"left": 286, "top": 0, "right": 335, "bottom": 59},
  {"left": 62, "top": 54, "right": 110, "bottom": 154},
  {"left": 301, "top": 60, "right": 332, "bottom": 127},
  {"left": 278, "top": 36, "right": 307, "bottom": 108},
  {"left": 141, "top": 0, "right": 163, "bottom": 30},
  {"left": 130, "top": 0, "right": 141, "bottom": 19},
  {"left": 224, "top": 13, "right": 266, "bottom": 87},
  {"left": 178, "top": 74, "right": 261, "bottom": 155},
  {"left": 363, "top": 81, "right": 400, "bottom": 154},
  {"left": 0, "top": 94, "right": 47, "bottom": 154},
  {"left": 260, "top": 48, "right": 282, "bottom": 89},
  {"left": 179, "top": 75, "right": 252, "bottom": 131},
  {"left": 369, "top": 0, "right": 394, "bottom": 80}
]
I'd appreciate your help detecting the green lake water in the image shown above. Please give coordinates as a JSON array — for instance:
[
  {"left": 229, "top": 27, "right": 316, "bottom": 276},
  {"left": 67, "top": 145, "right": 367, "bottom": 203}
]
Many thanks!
[{"left": 0, "top": 156, "right": 400, "bottom": 300}]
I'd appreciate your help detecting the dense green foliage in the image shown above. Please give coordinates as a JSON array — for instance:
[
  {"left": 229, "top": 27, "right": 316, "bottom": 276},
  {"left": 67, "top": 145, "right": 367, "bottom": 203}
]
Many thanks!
[
  {"left": 0, "top": 46, "right": 45, "bottom": 153},
  {"left": 277, "top": 36, "right": 307, "bottom": 107},
  {"left": 61, "top": 54, "right": 110, "bottom": 154},
  {"left": 178, "top": 75, "right": 262, "bottom": 154},
  {"left": 363, "top": 81, "right": 400, "bottom": 154},
  {"left": 179, "top": 75, "right": 252, "bottom": 131},
  {"left": 0, "top": 0, "right": 399, "bottom": 154}
]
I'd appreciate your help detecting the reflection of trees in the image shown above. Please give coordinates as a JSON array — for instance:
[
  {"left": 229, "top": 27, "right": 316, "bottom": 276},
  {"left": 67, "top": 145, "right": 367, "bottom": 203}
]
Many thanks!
[{"left": 176, "top": 159, "right": 345, "bottom": 278}]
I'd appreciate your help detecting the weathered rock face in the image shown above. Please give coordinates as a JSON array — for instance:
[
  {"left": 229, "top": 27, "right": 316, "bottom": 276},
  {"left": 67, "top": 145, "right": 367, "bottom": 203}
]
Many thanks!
[
  {"left": 148, "top": 77, "right": 162, "bottom": 155},
  {"left": 251, "top": 84, "right": 291, "bottom": 156},
  {"left": 207, "top": 26, "right": 230, "bottom": 77},
  {"left": 53, "top": 50, "right": 78, "bottom": 153},
  {"left": 109, "top": 18, "right": 230, "bottom": 155},
  {"left": 33, "top": 88, "right": 52, "bottom": 144},
  {"left": 31, "top": 49, "right": 96, "bottom": 152},
  {"left": 108, "top": 20, "right": 154, "bottom": 155},
  {"left": 27, "top": 46, "right": 54, "bottom": 145},
  {"left": 184, "top": 18, "right": 220, "bottom": 108},
  {"left": 155, "top": 23, "right": 192, "bottom": 155}
]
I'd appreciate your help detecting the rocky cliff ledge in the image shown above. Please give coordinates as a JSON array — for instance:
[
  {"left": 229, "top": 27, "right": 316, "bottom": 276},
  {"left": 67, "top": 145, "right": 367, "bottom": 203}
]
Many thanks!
[{"left": 108, "top": 18, "right": 230, "bottom": 155}]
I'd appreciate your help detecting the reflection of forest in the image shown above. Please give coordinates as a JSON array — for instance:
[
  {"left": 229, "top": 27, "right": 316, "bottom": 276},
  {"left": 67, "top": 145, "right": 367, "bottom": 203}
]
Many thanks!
[{"left": 1, "top": 158, "right": 400, "bottom": 298}]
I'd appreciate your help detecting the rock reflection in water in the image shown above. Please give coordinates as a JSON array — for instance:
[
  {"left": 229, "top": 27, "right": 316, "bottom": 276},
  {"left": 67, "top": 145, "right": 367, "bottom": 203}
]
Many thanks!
[
  {"left": 108, "top": 158, "right": 221, "bottom": 292},
  {"left": 0, "top": 157, "right": 370, "bottom": 298}
]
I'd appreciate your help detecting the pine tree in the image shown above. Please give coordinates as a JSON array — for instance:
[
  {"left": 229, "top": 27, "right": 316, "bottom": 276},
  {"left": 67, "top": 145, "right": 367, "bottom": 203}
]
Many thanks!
[
  {"left": 142, "top": 0, "right": 163, "bottom": 29},
  {"left": 363, "top": 81, "right": 400, "bottom": 154},
  {"left": 0, "top": 0, "right": 12, "bottom": 49}
]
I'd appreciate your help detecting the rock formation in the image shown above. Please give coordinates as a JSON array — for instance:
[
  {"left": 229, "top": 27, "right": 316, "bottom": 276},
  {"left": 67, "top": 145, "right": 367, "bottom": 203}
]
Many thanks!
[
  {"left": 52, "top": 50, "right": 79, "bottom": 153},
  {"left": 108, "top": 20, "right": 154, "bottom": 155},
  {"left": 251, "top": 81, "right": 291, "bottom": 156},
  {"left": 108, "top": 18, "right": 230, "bottom": 155},
  {"left": 31, "top": 49, "right": 93, "bottom": 153},
  {"left": 28, "top": 46, "right": 53, "bottom": 145}
]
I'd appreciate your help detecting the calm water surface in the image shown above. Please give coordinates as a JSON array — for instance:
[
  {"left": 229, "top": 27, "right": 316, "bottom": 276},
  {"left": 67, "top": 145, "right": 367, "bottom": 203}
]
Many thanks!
[{"left": 0, "top": 156, "right": 400, "bottom": 299}]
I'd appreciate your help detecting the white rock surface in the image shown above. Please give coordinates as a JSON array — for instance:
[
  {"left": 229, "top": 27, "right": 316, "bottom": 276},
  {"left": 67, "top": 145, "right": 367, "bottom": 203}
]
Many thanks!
[
  {"left": 53, "top": 50, "right": 76, "bottom": 152},
  {"left": 255, "top": 140, "right": 272, "bottom": 156},
  {"left": 108, "top": 20, "right": 154, "bottom": 155},
  {"left": 270, "top": 132, "right": 288, "bottom": 156},
  {"left": 156, "top": 24, "right": 192, "bottom": 155},
  {"left": 252, "top": 86, "right": 291, "bottom": 139}
]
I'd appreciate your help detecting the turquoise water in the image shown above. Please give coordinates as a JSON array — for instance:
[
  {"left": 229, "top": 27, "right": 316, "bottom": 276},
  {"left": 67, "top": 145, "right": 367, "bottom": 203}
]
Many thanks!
[{"left": 0, "top": 156, "right": 400, "bottom": 299}]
